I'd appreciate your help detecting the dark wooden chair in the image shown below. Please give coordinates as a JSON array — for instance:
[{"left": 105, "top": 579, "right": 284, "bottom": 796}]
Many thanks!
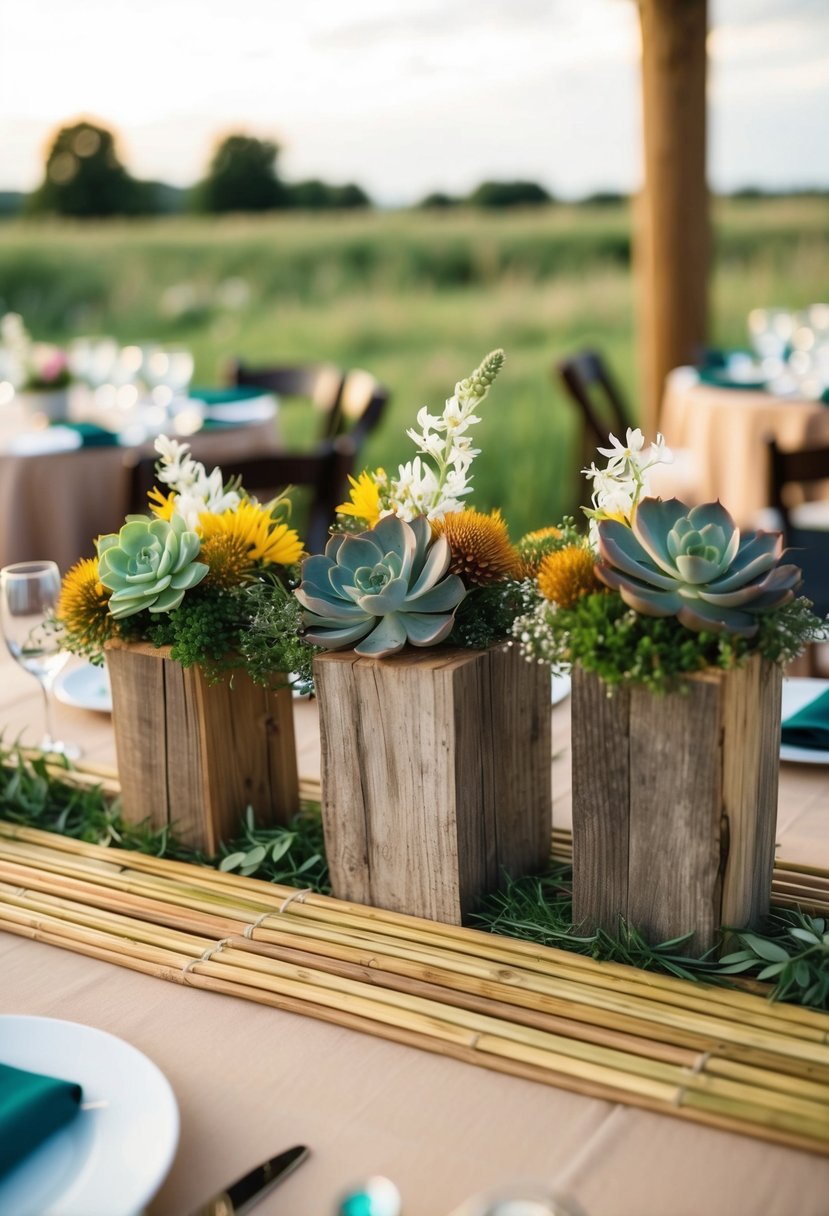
[
  {"left": 767, "top": 439, "right": 829, "bottom": 662},
  {"left": 556, "top": 349, "right": 630, "bottom": 454},
  {"left": 224, "top": 360, "right": 346, "bottom": 441},
  {"left": 126, "top": 436, "right": 357, "bottom": 555},
  {"left": 555, "top": 347, "right": 699, "bottom": 506},
  {"left": 226, "top": 359, "right": 389, "bottom": 446}
]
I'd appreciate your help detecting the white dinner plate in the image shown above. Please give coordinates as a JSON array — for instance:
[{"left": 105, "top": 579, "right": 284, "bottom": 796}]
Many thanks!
[
  {"left": 552, "top": 673, "right": 571, "bottom": 705},
  {"left": 54, "top": 663, "right": 112, "bottom": 714},
  {"left": 0, "top": 1016, "right": 179, "bottom": 1216},
  {"left": 780, "top": 677, "right": 829, "bottom": 765}
]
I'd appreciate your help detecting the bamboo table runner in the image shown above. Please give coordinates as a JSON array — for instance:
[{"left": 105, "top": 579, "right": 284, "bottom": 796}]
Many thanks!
[{"left": 2, "top": 820, "right": 829, "bottom": 1160}]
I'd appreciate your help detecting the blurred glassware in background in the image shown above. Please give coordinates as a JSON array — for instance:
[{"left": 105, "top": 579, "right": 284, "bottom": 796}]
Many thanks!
[{"left": 747, "top": 305, "right": 829, "bottom": 400}]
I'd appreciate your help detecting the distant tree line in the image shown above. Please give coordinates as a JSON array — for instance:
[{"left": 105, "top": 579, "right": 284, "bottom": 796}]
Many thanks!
[
  {"left": 21, "top": 121, "right": 372, "bottom": 218},
  {"left": 7, "top": 119, "right": 826, "bottom": 221}
]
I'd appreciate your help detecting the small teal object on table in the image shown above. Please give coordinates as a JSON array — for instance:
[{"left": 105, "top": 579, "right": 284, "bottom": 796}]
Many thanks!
[{"left": 337, "top": 1176, "right": 402, "bottom": 1216}]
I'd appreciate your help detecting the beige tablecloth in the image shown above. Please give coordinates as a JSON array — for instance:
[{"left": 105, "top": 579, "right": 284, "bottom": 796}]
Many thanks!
[
  {"left": 660, "top": 368, "right": 829, "bottom": 527},
  {"left": 2, "top": 650, "right": 829, "bottom": 1214},
  {"left": 0, "top": 398, "right": 279, "bottom": 573}
]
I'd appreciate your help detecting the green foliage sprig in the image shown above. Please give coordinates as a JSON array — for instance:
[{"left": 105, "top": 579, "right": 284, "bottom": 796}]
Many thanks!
[
  {"left": 218, "top": 804, "right": 327, "bottom": 888},
  {"left": 720, "top": 910, "right": 829, "bottom": 1008},
  {"left": 448, "top": 579, "right": 534, "bottom": 650},
  {"left": 517, "top": 590, "right": 825, "bottom": 695},
  {"left": 146, "top": 570, "right": 315, "bottom": 689}
]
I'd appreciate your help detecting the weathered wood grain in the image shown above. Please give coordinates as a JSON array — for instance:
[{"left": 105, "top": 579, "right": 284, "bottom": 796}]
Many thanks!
[
  {"left": 571, "top": 665, "right": 631, "bottom": 933},
  {"left": 571, "top": 656, "right": 781, "bottom": 954},
  {"left": 315, "top": 644, "right": 551, "bottom": 925},
  {"left": 105, "top": 640, "right": 298, "bottom": 852}
]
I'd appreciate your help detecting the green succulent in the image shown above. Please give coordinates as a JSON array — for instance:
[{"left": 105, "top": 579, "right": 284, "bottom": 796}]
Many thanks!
[
  {"left": 97, "top": 514, "right": 208, "bottom": 619},
  {"left": 295, "top": 513, "right": 466, "bottom": 658},
  {"left": 595, "top": 497, "right": 802, "bottom": 636}
]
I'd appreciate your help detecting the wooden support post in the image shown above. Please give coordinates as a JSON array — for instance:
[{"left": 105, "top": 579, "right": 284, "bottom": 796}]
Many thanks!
[
  {"left": 571, "top": 655, "right": 782, "bottom": 954},
  {"left": 105, "top": 640, "right": 299, "bottom": 853},
  {"left": 637, "top": 0, "right": 710, "bottom": 433},
  {"left": 314, "top": 645, "right": 552, "bottom": 925}
]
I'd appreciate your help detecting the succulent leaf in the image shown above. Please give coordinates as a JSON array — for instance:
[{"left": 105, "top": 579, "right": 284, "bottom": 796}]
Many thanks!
[
  {"left": 595, "top": 497, "right": 802, "bottom": 637},
  {"left": 296, "top": 514, "right": 466, "bottom": 658},
  {"left": 97, "top": 514, "right": 208, "bottom": 619}
]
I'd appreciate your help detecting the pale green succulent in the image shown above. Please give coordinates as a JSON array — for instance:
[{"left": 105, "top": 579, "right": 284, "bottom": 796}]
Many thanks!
[
  {"left": 295, "top": 514, "right": 466, "bottom": 658},
  {"left": 97, "top": 514, "right": 208, "bottom": 619},
  {"left": 595, "top": 497, "right": 802, "bottom": 636}
]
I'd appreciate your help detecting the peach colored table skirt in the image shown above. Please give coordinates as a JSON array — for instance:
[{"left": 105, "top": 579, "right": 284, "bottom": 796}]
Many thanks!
[
  {"left": 2, "top": 649, "right": 829, "bottom": 1215},
  {"left": 0, "top": 400, "right": 279, "bottom": 573},
  {"left": 660, "top": 368, "right": 829, "bottom": 527}
]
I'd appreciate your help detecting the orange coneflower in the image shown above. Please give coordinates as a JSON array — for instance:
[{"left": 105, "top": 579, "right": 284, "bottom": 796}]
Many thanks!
[
  {"left": 537, "top": 545, "right": 602, "bottom": 608},
  {"left": 432, "top": 508, "right": 521, "bottom": 586}
]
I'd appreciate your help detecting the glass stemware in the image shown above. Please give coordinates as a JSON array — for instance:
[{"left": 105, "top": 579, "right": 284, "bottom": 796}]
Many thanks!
[{"left": 0, "top": 561, "right": 80, "bottom": 758}]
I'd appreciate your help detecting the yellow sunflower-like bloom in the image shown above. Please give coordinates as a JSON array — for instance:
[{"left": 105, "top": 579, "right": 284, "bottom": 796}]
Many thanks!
[
  {"left": 516, "top": 526, "right": 563, "bottom": 578},
  {"left": 537, "top": 545, "right": 602, "bottom": 608},
  {"left": 431, "top": 508, "right": 521, "bottom": 586},
  {"left": 198, "top": 501, "right": 303, "bottom": 588},
  {"left": 147, "top": 486, "right": 177, "bottom": 521},
  {"left": 336, "top": 470, "right": 383, "bottom": 528},
  {"left": 58, "top": 557, "right": 115, "bottom": 653}
]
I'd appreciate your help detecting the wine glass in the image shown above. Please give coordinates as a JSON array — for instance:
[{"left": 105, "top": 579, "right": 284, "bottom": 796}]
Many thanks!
[{"left": 0, "top": 561, "right": 80, "bottom": 758}]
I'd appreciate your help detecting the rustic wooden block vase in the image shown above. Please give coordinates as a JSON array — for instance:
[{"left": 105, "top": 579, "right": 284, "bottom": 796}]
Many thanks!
[
  {"left": 314, "top": 643, "right": 552, "bottom": 925},
  {"left": 105, "top": 639, "right": 299, "bottom": 853},
  {"left": 571, "top": 654, "right": 783, "bottom": 954}
]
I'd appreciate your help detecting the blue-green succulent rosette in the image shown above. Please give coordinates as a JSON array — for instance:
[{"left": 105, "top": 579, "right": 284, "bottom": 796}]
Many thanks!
[
  {"left": 97, "top": 514, "right": 209, "bottom": 619},
  {"left": 595, "top": 498, "right": 802, "bottom": 636},
  {"left": 295, "top": 514, "right": 466, "bottom": 658}
]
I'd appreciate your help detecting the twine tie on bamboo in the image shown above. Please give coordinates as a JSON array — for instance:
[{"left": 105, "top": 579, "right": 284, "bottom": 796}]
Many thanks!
[
  {"left": 182, "top": 938, "right": 232, "bottom": 980},
  {"left": 672, "top": 1051, "right": 712, "bottom": 1108},
  {"left": 244, "top": 911, "right": 273, "bottom": 939},
  {"left": 278, "top": 888, "right": 313, "bottom": 914}
]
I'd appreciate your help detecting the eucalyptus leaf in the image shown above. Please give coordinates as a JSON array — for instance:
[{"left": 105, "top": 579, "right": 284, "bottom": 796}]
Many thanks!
[
  {"left": 242, "top": 845, "right": 267, "bottom": 868},
  {"left": 219, "top": 852, "right": 248, "bottom": 871},
  {"left": 270, "top": 836, "right": 294, "bottom": 863},
  {"left": 738, "top": 935, "right": 791, "bottom": 963}
]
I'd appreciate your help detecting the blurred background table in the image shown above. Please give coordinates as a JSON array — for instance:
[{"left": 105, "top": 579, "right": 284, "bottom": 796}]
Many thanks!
[
  {"left": 660, "top": 367, "right": 829, "bottom": 527},
  {"left": 0, "top": 394, "right": 280, "bottom": 572},
  {"left": 3, "top": 650, "right": 829, "bottom": 1214}
]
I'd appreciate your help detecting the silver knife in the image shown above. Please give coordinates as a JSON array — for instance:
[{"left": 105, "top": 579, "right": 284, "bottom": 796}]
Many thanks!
[{"left": 189, "top": 1145, "right": 309, "bottom": 1216}]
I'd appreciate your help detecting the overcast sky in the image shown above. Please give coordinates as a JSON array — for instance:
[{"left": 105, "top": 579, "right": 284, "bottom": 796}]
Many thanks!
[{"left": 1, "top": 0, "right": 827, "bottom": 202}]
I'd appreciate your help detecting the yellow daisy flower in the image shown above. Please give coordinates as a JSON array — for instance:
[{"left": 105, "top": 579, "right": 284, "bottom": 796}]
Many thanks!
[
  {"left": 147, "top": 486, "right": 176, "bottom": 520},
  {"left": 198, "top": 501, "right": 303, "bottom": 586},
  {"left": 337, "top": 469, "right": 383, "bottom": 528}
]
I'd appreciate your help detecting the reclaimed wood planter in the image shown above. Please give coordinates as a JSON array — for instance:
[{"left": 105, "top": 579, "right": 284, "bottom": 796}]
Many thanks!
[
  {"left": 105, "top": 640, "right": 299, "bottom": 853},
  {"left": 571, "top": 654, "right": 783, "bottom": 954},
  {"left": 314, "top": 644, "right": 552, "bottom": 925}
]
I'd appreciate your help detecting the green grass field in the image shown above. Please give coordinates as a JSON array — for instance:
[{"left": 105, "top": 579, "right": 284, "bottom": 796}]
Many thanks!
[{"left": 1, "top": 196, "right": 827, "bottom": 536}]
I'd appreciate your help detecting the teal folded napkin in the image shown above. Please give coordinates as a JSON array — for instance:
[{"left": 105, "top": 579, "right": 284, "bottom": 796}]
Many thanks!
[
  {"left": 697, "top": 367, "right": 767, "bottom": 391},
  {"left": 0, "top": 1061, "right": 83, "bottom": 1177},
  {"left": 49, "top": 420, "right": 120, "bottom": 447},
  {"left": 781, "top": 689, "right": 829, "bottom": 750},
  {"left": 190, "top": 385, "right": 266, "bottom": 405}
]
